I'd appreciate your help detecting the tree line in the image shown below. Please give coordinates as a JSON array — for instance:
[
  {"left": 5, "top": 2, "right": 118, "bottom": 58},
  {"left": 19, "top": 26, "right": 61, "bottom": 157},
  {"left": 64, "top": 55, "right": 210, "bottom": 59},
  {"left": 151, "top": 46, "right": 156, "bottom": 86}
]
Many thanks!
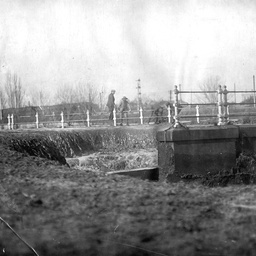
[
  {"left": 0, "top": 72, "right": 24, "bottom": 109},
  {"left": 0, "top": 72, "right": 108, "bottom": 110},
  {"left": 1, "top": 73, "right": 245, "bottom": 111}
]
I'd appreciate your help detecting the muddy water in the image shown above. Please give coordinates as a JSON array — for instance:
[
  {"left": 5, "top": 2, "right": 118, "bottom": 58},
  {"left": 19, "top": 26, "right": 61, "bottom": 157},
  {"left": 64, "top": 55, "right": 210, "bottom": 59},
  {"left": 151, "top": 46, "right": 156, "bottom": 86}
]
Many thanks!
[{"left": 66, "top": 148, "right": 158, "bottom": 173}]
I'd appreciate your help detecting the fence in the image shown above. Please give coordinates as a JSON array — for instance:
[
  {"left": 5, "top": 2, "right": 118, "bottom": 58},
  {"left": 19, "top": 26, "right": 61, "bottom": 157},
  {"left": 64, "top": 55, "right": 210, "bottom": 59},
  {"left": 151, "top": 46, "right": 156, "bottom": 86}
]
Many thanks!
[
  {"left": 2, "top": 106, "right": 174, "bottom": 130},
  {"left": 2, "top": 84, "right": 256, "bottom": 130},
  {"left": 173, "top": 84, "right": 256, "bottom": 127}
]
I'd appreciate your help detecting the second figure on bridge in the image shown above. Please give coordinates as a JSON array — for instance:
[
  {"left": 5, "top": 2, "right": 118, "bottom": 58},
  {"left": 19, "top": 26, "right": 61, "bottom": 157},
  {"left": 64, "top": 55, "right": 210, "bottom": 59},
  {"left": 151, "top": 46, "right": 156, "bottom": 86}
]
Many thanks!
[{"left": 118, "top": 96, "right": 131, "bottom": 126}]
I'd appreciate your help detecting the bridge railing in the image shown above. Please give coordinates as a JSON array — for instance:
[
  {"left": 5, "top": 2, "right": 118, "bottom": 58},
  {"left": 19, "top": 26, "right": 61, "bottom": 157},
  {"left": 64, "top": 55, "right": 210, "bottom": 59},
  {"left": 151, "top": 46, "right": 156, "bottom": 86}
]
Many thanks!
[
  {"left": 173, "top": 85, "right": 256, "bottom": 127},
  {"left": 3, "top": 85, "right": 256, "bottom": 129},
  {"left": 2, "top": 106, "right": 175, "bottom": 130}
]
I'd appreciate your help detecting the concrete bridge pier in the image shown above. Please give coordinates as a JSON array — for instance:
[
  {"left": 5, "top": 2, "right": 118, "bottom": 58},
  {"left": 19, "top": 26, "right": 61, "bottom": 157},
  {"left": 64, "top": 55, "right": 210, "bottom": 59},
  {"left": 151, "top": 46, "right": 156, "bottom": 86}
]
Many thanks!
[{"left": 157, "top": 125, "right": 239, "bottom": 182}]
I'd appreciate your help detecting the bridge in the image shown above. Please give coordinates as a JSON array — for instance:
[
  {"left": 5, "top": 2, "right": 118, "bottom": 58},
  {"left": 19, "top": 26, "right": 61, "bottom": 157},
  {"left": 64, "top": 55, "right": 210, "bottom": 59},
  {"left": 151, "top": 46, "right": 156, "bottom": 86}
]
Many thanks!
[
  {"left": 2, "top": 84, "right": 256, "bottom": 182},
  {"left": 157, "top": 85, "right": 256, "bottom": 181}
]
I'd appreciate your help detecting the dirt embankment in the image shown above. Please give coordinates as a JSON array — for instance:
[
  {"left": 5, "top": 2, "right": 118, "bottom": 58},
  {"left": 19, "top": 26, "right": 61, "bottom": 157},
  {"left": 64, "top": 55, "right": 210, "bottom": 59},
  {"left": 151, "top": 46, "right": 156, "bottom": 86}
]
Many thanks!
[
  {"left": 0, "top": 126, "right": 157, "bottom": 163},
  {"left": 1, "top": 127, "right": 256, "bottom": 255}
]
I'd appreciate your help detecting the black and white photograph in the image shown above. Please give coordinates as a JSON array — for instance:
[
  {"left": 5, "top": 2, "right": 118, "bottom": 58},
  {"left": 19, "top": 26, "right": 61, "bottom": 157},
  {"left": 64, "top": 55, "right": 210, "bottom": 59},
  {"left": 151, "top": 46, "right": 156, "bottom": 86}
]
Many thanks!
[{"left": 1, "top": 0, "right": 256, "bottom": 255}]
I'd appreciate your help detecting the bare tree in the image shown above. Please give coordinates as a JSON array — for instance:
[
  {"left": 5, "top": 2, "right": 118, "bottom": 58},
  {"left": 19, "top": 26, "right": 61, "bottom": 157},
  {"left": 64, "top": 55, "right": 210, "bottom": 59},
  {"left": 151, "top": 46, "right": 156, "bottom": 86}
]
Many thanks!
[
  {"left": 5, "top": 72, "right": 25, "bottom": 108},
  {"left": 99, "top": 86, "right": 107, "bottom": 111},
  {"left": 198, "top": 76, "right": 222, "bottom": 103},
  {"left": 0, "top": 86, "right": 6, "bottom": 109},
  {"left": 55, "top": 83, "right": 76, "bottom": 104},
  {"left": 87, "top": 83, "right": 98, "bottom": 104},
  {"left": 73, "top": 82, "right": 101, "bottom": 115},
  {"left": 29, "top": 88, "right": 52, "bottom": 106},
  {"left": 74, "top": 82, "right": 88, "bottom": 103},
  {"left": 74, "top": 83, "right": 99, "bottom": 103}
]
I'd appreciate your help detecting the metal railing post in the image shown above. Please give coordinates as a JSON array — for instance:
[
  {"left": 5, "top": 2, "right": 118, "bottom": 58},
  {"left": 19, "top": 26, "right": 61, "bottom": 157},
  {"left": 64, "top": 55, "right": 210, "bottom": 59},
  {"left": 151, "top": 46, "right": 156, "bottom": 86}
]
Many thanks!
[
  {"left": 222, "top": 85, "right": 228, "bottom": 124},
  {"left": 113, "top": 109, "right": 116, "bottom": 126},
  {"left": 35, "top": 112, "right": 39, "bottom": 129},
  {"left": 217, "top": 85, "right": 223, "bottom": 125},
  {"left": 196, "top": 105, "right": 200, "bottom": 123},
  {"left": 174, "top": 85, "right": 180, "bottom": 127},
  {"left": 167, "top": 105, "right": 171, "bottom": 123},
  {"left": 86, "top": 110, "right": 90, "bottom": 127},
  {"left": 60, "top": 112, "right": 64, "bottom": 128},
  {"left": 139, "top": 107, "right": 143, "bottom": 124}
]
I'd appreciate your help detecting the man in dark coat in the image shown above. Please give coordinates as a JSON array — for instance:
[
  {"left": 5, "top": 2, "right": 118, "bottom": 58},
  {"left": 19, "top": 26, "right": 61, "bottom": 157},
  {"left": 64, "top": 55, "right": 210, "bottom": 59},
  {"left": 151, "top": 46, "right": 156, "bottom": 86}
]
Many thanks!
[
  {"left": 106, "top": 90, "right": 116, "bottom": 120},
  {"left": 118, "top": 96, "right": 130, "bottom": 126}
]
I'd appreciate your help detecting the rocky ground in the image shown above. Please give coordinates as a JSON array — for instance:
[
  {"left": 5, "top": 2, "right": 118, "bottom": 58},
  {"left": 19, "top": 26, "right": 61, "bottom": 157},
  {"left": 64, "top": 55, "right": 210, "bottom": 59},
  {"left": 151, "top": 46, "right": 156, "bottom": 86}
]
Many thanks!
[{"left": 1, "top": 129, "right": 256, "bottom": 256}]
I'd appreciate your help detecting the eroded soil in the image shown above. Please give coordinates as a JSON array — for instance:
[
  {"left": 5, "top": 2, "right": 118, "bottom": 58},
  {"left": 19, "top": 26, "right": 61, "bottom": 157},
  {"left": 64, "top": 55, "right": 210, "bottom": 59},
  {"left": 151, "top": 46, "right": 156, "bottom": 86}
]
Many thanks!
[{"left": 1, "top": 133, "right": 256, "bottom": 255}]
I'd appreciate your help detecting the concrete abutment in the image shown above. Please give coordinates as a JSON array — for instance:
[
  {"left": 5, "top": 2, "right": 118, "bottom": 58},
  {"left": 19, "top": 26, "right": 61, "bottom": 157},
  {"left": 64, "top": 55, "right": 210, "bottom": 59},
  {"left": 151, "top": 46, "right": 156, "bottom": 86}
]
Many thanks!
[{"left": 157, "top": 125, "right": 256, "bottom": 182}]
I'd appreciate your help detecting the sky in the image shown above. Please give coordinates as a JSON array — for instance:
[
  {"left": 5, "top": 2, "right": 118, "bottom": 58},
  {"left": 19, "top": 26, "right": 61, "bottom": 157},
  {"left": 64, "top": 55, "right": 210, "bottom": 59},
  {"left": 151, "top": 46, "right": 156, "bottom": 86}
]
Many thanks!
[{"left": 0, "top": 0, "right": 256, "bottom": 103}]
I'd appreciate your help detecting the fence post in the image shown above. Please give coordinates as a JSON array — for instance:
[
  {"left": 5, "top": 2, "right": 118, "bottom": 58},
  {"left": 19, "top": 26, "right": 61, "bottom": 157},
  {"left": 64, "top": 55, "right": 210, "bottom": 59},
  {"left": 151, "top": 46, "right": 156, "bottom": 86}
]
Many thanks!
[
  {"left": 217, "top": 85, "right": 223, "bottom": 125},
  {"left": 222, "top": 85, "right": 228, "bottom": 124},
  {"left": 139, "top": 107, "right": 143, "bottom": 125},
  {"left": 60, "top": 112, "right": 64, "bottom": 128},
  {"left": 196, "top": 105, "right": 200, "bottom": 123},
  {"left": 11, "top": 114, "right": 14, "bottom": 130},
  {"left": 7, "top": 114, "right": 11, "bottom": 130},
  {"left": 167, "top": 105, "right": 171, "bottom": 123},
  {"left": 35, "top": 112, "right": 39, "bottom": 129},
  {"left": 86, "top": 110, "right": 90, "bottom": 127},
  {"left": 113, "top": 108, "right": 116, "bottom": 126},
  {"left": 174, "top": 85, "right": 180, "bottom": 127}
]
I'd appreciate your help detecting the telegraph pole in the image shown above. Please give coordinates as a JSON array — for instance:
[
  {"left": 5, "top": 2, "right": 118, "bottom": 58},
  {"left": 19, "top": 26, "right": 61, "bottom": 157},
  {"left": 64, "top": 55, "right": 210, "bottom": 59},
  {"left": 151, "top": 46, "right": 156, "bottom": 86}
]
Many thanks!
[{"left": 136, "top": 79, "right": 142, "bottom": 110}]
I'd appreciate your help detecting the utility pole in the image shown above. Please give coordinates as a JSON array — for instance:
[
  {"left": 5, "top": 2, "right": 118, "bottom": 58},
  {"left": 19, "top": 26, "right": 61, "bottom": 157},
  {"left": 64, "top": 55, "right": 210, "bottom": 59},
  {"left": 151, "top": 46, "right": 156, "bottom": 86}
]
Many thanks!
[
  {"left": 136, "top": 79, "right": 142, "bottom": 110},
  {"left": 253, "top": 75, "right": 256, "bottom": 107}
]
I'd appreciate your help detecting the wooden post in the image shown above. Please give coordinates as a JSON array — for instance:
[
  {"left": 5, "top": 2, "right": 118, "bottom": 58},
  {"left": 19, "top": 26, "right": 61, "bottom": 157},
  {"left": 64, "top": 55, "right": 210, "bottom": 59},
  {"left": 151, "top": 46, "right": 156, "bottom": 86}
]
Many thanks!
[
  {"left": 11, "top": 114, "right": 14, "bottom": 130},
  {"left": 35, "top": 112, "right": 39, "bottom": 129},
  {"left": 196, "top": 105, "right": 200, "bottom": 124},
  {"left": 60, "top": 112, "right": 64, "bottom": 129},
  {"left": 113, "top": 108, "right": 116, "bottom": 126},
  {"left": 86, "top": 110, "right": 90, "bottom": 127},
  {"left": 139, "top": 107, "right": 143, "bottom": 125},
  {"left": 7, "top": 114, "right": 11, "bottom": 130}
]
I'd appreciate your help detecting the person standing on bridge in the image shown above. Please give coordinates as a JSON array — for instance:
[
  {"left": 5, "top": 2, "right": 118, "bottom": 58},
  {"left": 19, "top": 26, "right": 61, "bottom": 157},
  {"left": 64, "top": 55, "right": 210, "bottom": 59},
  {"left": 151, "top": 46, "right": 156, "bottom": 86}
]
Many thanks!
[
  {"left": 118, "top": 96, "right": 130, "bottom": 126},
  {"left": 106, "top": 90, "right": 116, "bottom": 121}
]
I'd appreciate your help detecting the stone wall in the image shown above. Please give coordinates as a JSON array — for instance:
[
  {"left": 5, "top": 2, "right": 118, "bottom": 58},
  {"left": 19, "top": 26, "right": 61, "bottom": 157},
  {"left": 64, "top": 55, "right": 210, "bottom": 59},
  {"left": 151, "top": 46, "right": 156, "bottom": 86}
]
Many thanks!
[{"left": 157, "top": 125, "right": 256, "bottom": 182}]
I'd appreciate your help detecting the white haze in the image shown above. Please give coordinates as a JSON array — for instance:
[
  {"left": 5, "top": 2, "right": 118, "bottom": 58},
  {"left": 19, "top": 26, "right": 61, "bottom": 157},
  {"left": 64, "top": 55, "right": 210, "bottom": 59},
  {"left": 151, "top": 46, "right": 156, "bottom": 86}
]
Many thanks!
[{"left": 0, "top": 0, "right": 256, "bottom": 104}]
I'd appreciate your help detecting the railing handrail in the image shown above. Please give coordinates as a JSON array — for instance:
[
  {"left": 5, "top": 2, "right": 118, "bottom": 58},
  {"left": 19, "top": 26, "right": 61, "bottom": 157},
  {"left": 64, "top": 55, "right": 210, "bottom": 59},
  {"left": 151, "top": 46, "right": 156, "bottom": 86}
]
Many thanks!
[
  {"left": 3, "top": 84, "right": 256, "bottom": 130},
  {"left": 173, "top": 84, "right": 256, "bottom": 127}
]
